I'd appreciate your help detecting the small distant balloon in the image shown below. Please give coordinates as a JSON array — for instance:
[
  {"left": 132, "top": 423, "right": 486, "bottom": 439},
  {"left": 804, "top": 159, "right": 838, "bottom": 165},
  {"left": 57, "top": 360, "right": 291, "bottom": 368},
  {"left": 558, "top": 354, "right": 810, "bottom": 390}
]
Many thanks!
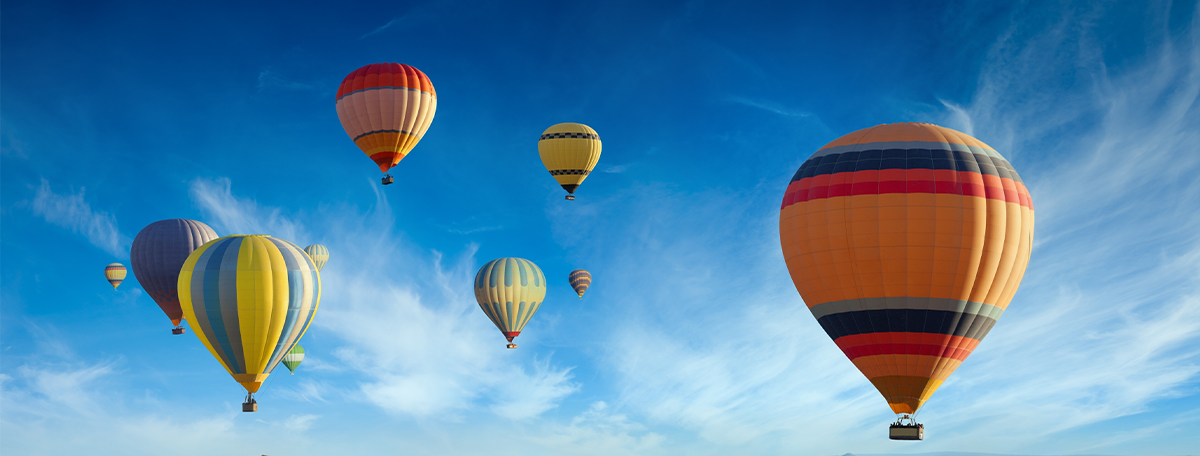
[
  {"left": 568, "top": 269, "right": 591, "bottom": 299},
  {"left": 304, "top": 244, "right": 329, "bottom": 272},
  {"left": 538, "top": 123, "right": 602, "bottom": 200},
  {"left": 104, "top": 263, "right": 126, "bottom": 289},
  {"left": 282, "top": 344, "right": 305, "bottom": 375},
  {"left": 474, "top": 258, "right": 547, "bottom": 349}
]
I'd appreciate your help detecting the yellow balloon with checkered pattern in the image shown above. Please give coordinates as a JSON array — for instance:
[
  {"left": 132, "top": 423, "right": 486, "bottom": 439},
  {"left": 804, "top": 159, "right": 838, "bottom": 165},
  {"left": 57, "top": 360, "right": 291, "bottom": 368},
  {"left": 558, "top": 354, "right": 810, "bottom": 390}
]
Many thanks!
[{"left": 538, "top": 123, "right": 602, "bottom": 200}]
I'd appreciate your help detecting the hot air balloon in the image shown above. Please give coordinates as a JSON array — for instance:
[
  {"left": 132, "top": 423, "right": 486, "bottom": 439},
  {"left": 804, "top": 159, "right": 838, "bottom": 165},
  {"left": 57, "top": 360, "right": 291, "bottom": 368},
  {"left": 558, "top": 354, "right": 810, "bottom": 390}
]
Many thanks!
[
  {"left": 282, "top": 344, "right": 305, "bottom": 375},
  {"left": 336, "top": 63, "right": 437, "bottom": 186},
  {"left": 474, "top": 258, "right": 547, "bottom": 349},
  {"left": 304, "top": 244, "right": 329, "bottom": 272},
  {"left": 104, "top": 263, "right": 127, "bottom": 289},
  {"left": 778, "top": 122, "right": 1034, "bottom": 440},
  {"left": 178, "top": 235, "right": 320, "bottom": 412},
  {"left": 130, "top": 219, "right": 219, "bottom": 335},
  {"left": 538, "top": 123, "right": 602, "bottom": 200},
  {"left": 568, "top": 269, "right": 591, "bottom": 299}
]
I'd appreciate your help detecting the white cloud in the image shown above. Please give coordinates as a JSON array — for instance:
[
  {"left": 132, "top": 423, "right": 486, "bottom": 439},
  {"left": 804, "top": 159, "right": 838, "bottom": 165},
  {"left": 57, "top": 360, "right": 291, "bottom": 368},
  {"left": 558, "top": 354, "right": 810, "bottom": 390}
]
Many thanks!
[
  {"left": 188, "top": 177, "right": 303, "bottom": 241},
  {"left": 490, "top": 356, "right": 580, "bottom": 420},
  {"left": 30, "top": 178, "right": 127, "bottom": 257},
  {"left": 528, "top": 402, "right": 667, "bottom": 455},
  {"left": 0, "top": 358, "right": 333, "bottom": 456},
  {"left": 279, "top": 413, "right": 320, "bottom": 431}
]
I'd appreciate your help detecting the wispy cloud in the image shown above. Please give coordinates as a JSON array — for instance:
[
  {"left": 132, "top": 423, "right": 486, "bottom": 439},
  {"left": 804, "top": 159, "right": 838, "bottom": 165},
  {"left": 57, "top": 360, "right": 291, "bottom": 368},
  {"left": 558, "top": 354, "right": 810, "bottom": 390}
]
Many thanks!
[
  {"left": 0, "top": 336, "right": 334, "bottom": 456},
  {"left": 596, "top": 164, "right": 630, "bottom": 174},
  {"left": 528, "top": 402, "right": 667, "bottom": 455},
  {"left": 361, "top": 17, "right": 405, "bottom": 38},
  {"left": 1, "top": 118, "right": 29, "bottom": 158},
  {"left": 444, "top": 225, "right": 504, "bottom": 235},
  {"left": 489, "top": 356, "right": 580, "bottom": 420},
  {"left": 360, "top": 8, "right": 436, "bottom": 40},
  {"left": 30, "top": 178, "right": 127, "bottom": 257},
  {"left": 188, "top": 177, "right": 580, "bottom": 421},
  {"left": 256, "top": 68, "right": 316, "bottom": 91},
  {"left": 725, "top": 95, "right": 815, "bottom": 119},
  {"left": 278, "top": 413, "right": 320, "bottom": 431},
  {"left": 189, "top": 177, "right": 303, "bottom": 240}
]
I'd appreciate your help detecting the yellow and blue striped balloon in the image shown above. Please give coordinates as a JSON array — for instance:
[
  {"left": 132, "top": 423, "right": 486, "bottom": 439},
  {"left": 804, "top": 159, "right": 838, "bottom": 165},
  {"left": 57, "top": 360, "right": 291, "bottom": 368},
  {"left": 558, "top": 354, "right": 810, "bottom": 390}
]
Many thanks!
[
  {"left": 474, "top": 258, "right": 547, "bottom": 349},
  {"left": 178, "top": 235, "right": 320, "bottom": 400},
  {"left": 304, "top": 244, "right": 329, "bottom": 272}
]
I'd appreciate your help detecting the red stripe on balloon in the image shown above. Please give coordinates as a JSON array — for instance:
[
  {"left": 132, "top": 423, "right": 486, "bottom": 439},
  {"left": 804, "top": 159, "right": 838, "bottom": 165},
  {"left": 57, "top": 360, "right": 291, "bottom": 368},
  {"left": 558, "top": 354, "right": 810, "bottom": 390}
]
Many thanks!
[
  {"left": 780, "top": 170, "right": 1032, "bottom": 210},
  {"left": 833, "top": 332, "right": 981, "bottom": 361}
]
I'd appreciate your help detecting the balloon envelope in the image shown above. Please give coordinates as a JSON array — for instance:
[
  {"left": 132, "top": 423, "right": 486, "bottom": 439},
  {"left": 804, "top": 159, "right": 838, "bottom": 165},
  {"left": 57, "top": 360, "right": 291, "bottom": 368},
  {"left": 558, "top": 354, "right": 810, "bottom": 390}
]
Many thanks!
[
  {"left": 474, "top": 258, "right": 547, "bottom": 347},
  {"left": 336, "top": 63, "right": 437, "bottom": 173},
  {"left": 779, "top": 122, "right": 1034, "bottom": 415},
  {"left": 130, "top": 219, "right": 219, "bottom": 326},
  {"left": 538, "top": 123, "right": 602, "bottom": 196},
  {"left": 282, "top": 344, "right": 305, "bottom": 374},
  {"left": 104, "top": 263, "right": 127, "bottom": 289},
  {"left": 304, "top": 244, "right": 329, "bottom": 272},
  {"left": 568, "top": 269, "right": 591, "bottom": 299},
  {"left": 178, "top": 235, "right": 320, "bottom": 394}
]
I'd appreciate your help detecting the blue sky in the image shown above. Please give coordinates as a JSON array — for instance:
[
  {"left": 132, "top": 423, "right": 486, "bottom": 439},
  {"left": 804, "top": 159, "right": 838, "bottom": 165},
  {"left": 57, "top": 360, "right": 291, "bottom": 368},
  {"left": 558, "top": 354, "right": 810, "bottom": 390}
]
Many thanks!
[{"left": 2, "top": 1, "right": 1199, "bottom": 455}]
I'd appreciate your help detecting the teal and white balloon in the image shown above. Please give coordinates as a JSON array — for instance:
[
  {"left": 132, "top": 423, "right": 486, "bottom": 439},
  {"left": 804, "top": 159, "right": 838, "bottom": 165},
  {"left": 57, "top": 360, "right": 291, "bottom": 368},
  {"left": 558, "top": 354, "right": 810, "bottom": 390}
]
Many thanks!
[
  {"left": 304, "top": 244, "right": 329, "bottom": 272},
  {"left": 473, "top": 258, "right": 547, "bottom": 349}
]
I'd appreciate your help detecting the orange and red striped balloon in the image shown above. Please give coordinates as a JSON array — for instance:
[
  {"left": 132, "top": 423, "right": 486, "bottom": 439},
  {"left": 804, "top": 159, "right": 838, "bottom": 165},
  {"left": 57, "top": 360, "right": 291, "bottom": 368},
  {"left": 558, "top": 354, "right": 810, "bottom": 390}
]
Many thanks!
[
  {"left": 779, "top": 122, "right": 1034, "bottom": 415},
  {"left": 335, "top": 63, "right": 437, "bottom": 174}
]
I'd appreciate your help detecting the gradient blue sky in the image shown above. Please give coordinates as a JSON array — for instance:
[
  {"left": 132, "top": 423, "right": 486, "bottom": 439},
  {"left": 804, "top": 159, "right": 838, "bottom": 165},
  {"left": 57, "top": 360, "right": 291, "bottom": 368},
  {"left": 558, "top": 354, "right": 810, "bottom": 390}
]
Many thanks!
[{"left": 3, "top": 1, "right": 1199, "bottom": 455}]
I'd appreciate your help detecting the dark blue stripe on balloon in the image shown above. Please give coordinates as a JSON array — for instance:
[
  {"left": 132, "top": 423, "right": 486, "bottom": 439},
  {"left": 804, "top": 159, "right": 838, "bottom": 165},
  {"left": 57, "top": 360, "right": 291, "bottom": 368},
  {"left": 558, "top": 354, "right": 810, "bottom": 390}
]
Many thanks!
[
  {"left": 789, "top": 149, "right": 1023, "bottom": 184},
  {"left": 816, "top": 309, "right": 999, "bottom": 342}
]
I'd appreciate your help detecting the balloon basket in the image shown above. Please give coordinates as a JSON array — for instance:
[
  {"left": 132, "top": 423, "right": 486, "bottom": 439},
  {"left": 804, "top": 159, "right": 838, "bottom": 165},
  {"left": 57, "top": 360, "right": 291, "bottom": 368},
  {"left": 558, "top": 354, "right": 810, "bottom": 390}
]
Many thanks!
[
  {"left": 564, "top": 195, "right": 575, "bottom": 200},
  {"left": 506, "top": 343, "right": 517, "bottom": 349},
  {"left": 889, "top": 416, "right": 923, "bottom": 440},
  {"left": 382, "top": 174, "right": 394, "bottom": 185},
  {"left": 243, "top": 393, "right": 258, "bottom": 412},
  {"left": 172, "top": 327, "right": 185, "bottom": 335}
]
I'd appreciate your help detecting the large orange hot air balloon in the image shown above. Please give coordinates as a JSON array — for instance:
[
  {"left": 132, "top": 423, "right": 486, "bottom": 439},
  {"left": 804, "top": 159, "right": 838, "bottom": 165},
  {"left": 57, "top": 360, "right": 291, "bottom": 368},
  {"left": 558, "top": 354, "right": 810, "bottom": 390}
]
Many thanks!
[
  {"left": 779, "top": 123, "right": 1034, "bottom": 440},
  {"left": 335, "top": 63, "right": 437, "bottom": 185}
]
